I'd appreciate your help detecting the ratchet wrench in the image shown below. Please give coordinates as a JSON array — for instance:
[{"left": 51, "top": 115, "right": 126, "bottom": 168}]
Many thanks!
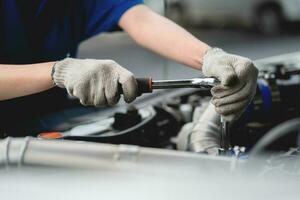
[
  {"left": 127, "top": 77, "right": 220, "bottom": 95},
  {"left": 121, "top": 77, "right": 230, "bottom": 154}
]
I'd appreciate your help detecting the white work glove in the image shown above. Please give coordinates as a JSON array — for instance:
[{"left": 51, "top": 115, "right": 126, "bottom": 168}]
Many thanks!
[
  {"left": 202, "top": 48, "right": 258, "bottom": 122},
  {"left": 52, "top": 58, "right": 138, "bottom": 106}
]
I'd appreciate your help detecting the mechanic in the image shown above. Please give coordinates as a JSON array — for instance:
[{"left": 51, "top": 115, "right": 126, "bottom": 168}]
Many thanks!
[{"left": 0, "top": 0, "right": 258, "bottom": 136}]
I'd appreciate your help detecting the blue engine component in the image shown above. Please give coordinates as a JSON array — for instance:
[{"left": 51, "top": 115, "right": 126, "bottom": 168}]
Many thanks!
[{"left": 240, "top": 79, "right": 275, "bottom": 123}]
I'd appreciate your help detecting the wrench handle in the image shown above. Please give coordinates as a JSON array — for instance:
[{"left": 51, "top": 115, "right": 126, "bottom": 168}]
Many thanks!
[{"left": 119, "top": 78, "right": 153, "bottom": 96}]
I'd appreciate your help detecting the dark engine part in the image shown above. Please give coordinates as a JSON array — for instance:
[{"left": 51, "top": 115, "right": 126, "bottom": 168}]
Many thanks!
[
  {"left": 230, "top": 65, "right": 300, "bottom": 150},
  {"left": 112, "top": 106, "right": 142, "bottom": 130},
  {"left": 64, "top": 106, "right": 180, "bottom": 148}
]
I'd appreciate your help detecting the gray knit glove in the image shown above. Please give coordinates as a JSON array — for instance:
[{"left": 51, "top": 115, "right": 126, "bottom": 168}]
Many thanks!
[
  {"left": 52, "top": 58, "right": 138, "bottom": 106},
  {"left": 202, "top": 48, "right": 258, "bottom": 122}
]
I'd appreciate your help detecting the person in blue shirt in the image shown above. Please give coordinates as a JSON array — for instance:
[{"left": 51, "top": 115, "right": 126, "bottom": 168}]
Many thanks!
[{"left": 0, "top": 0, "right": 258, "bottom": 136}]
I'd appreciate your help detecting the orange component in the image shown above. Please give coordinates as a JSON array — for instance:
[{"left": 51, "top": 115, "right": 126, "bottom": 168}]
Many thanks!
[{"left": 38, "top": 132, "right": 63, "bottom": 139}]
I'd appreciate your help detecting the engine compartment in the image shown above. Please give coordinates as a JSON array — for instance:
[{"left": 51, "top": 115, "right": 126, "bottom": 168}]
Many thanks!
[{"left": 36, "top": 52, "right": 300, "bottom": 158}]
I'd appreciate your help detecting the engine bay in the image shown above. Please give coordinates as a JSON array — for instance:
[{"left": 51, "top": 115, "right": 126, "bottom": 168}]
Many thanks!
[{"left": 36, "top": 52, "right": 300, "bottom": 159}]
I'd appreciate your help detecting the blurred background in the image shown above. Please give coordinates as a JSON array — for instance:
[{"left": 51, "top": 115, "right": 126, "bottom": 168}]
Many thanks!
[{"left": 79, "top": 0, "right": 300, "bottom": 79}]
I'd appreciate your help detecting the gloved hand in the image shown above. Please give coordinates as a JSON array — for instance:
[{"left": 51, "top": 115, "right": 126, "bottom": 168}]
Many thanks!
[
  {"left": 202, "top": 48, "right": 258, "bottom": 122},
  {"left": 52, "top": 58, "right": 138, "bottom": 106}
]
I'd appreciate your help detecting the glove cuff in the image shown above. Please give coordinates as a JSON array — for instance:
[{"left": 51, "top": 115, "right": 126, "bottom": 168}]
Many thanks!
[
  {"left": 204, "top": 47, "right": 225, "bottom": 58},
  {"left": 202, "top": 47, "right": 228, "bottom": 77},
  {"left": 52, "top": 58, "right": 75, "bottom": 88}
]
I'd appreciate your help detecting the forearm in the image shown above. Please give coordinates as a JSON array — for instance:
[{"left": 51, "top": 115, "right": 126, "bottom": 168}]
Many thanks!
[
  {"left": 0, "top": 62, "right": 55, "bottom": 100},
  {"left": 119, "top": 5, "right": 210, "bottom": 70}
]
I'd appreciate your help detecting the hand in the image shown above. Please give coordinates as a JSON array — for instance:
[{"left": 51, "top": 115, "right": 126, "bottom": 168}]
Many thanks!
[
  {"left": 202, "top": 48, "right": 258, "bottom": 122},
  {"left": 52, "top": 58, "right": 138, "bottom": 106}
]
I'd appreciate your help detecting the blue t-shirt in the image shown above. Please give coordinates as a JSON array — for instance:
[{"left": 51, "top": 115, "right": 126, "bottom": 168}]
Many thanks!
[
  {"left": 0, "top": 0, "right": 144, "bottom": 135},
  {"left": 0, "top": 0, "right": 144, "bottom": 64}
]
